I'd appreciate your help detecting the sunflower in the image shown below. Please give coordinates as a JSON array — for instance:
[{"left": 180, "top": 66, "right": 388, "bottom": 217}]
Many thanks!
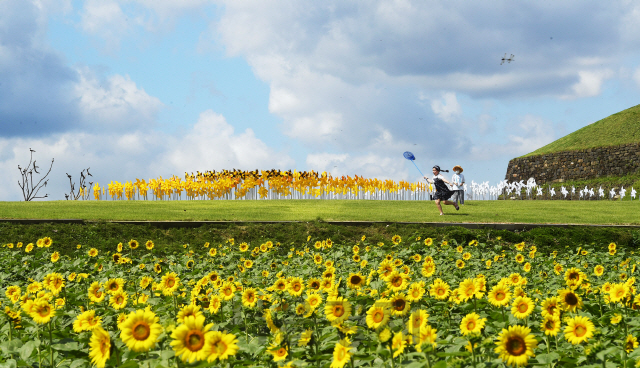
[
  {"left": 204, "top": 330, "right": 239, "bottom": 362},
  {"left": 424, "top": 238, "right": 433, "bottom": 246},
  {"left": 564, "top": 267, "right": 586, "bottom": 287},
  {"left": 407, "top": 282, "right": 426, "bottom": 302},
  {"left": 287, "top": 277, "right": 305, "bottom": 296},
  {"left": 421, "top": 261, "right": 436, "bottom": 277},
  {"left": 298, "top": 329, "right": 313, "bottom": 347},
  {"left": 43, "top": 273, "right": 65, "bottom": 296},
  {"left": 208, "top": 295, "right": 222, "bottom": 314},
  {"left": 564, "top": 315, "right": 595, "bottom": 344},
  {"left": 208, "top": 248, "right": 217, "bottom": 257},
  {"left": 541, "top": 316, "right": 561, "bottom": 336},
  {"left": 305, "top": 292, "right": 323, "bottom": 310},
  {"left": 385, "top": 271, "right": 409, "bottom": 292},
  {"left": 558, "top": 289, "right": 583, "bottom": 312},
  {"left": 458, "top": 278, "right": 482, "bottom": 301},
  {"left": 523, "top": 262, "right": 531, "bottom": 272},
  {"left": 186, "top": 260, "right": 194, "bottom": 269},
  {"left": 592, "top": 264, "right": 604, "bottom": 277},
  {"left": 29, "top": 300, "right": 55, "bottom": 324},
  {"left": 269, "top": 346, "right": 288, "bottom": 362},
  {"left": 120, "top": 309, "right": 163, "bottom": 352},
  {"left": 112, "top": 253, "right": 122, "bottom": 263},
  {"left": 494, "top": 325, "right": 537, "bottom": 367},
  {"left": 429, "top": 279, "right": 450, "bottom": 300},
  {"left": 609, "top": 242, "right": 617, "bottom": 251},
  {"left": 88, "top": 282, "right": 105, "bottom": 303},
  {"left": 128, "top": 239, "right": 139, "bottom": 249},
  {"left": 391, "top": 235, "right": 401, "bottom": 245},
  {"left": 177, "top": 305, "right": 203, "bottom": 324},
  {"left": 540, "top": 296, "right": 560, "bottom": 318},
  {"left": 460, "top": 312, "right": 486, "bottom": 335},
  {"left": 609, "top": 283, "right": 630, "bottom": 303},
  {"left": 105, "top": 278, "right": 125, "bottom": 295},
  {"left": 325, "top": 297, "right": 352, "bottom": 324},
  {"left": 511, "top": 296, "right": 534, "bottom": 320},
  {"left": 219, "top": 282, "right": 236, "bottom": 301},
  {"left": 73, "top": 309, "right": 102, "bottom": 332},
  {"left": 462, "top": 252, "right": 471, "bottom": 261},
  {"left": 626, "top": 335, "right": 639, "bottom": 353},
  {"left": 456, "top": 245, "right": 464, "bottom": 253},
  {"left": 378, "top": 260, "right": 395, "bottom": 278},
  {"left": 42, "top": 237, "right": 52, "bottom": 247},
  {"left": 272, "top": 279, "right": 287, "bottom": 293},
  {"left": 109, "top": 291, "right": 128, "bottom": 310},
  {"left": 366, "top": 303, "right": 390, "bottom": 330},
  {"left": 553, "top": 264, "right": 564, "bottom": 275},
  {"left": 242, "top": 288, "right": 258, "bottom": 308},
  {"left": 407, "top": 309, "right": 429, "bottom": 335},
  {"left": 508, "top": 273, "right": 522, "bottom": 285},
  {"left": 487, "top": 284, "right": 512, "bottom": 307},
  {"left": 391, "top": 332, "right": 406, "bottom": 358},
  {"left": 161, "top": 272, "right": 180, "bottom": 296},
  {"left": 347, "top": 273, "right": 365, "bottom": 290},
  {"left": 389, "top": 293, "right": 411, "bottom": 317},
  {"left": 416, "top": 325, "right": 438, "bottom": 351},
  {"left": 456, "top": 260, "right": 465, "bottom": 269},
  {"left": 144, "top": 240, "right": 154, "bottom": 250},
  {"left": 611, "top": 313, "right": 622, "bottom": 324},
  {"left": 89, "top": 326, "right": 111, "bottom": 368},
  {"left": 171, "top": 315, "right": 214, "bottom": 363}
]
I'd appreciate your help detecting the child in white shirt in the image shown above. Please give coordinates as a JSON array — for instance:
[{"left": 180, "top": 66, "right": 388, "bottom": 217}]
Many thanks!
[{"left": 451, "top": 165, "right": 465, "bottom": 205}]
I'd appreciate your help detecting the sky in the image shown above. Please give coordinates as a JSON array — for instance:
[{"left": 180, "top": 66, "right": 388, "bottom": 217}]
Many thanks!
[{"left": 2, "top": 0, "right": 640, "bottom": 201}]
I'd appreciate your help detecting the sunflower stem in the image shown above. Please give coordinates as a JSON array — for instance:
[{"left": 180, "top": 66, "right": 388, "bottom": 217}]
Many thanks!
[
  {"left": 387, "top": 343, "right": 396, "bottom": 368},
  {"left": 49, "top": 320, "right": 54, "bottom": 368}
]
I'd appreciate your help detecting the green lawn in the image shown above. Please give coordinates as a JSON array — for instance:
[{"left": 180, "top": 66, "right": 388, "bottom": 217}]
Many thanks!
[{"left": 1, "top": 200, "right": 639, "bottom": 225}]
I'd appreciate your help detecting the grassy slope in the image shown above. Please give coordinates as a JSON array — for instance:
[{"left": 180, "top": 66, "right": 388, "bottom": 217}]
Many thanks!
[
  {"left": 523, "top": 103, "right": 640, "bottom": 157},
  {"left": 1, "top": 200, "right": 639, "bottom": 225}
]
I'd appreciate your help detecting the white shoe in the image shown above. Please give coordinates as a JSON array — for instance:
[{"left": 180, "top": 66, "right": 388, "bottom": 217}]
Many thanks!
[{"left": 439, "top": 213, "right": 444, "bottom": 216}]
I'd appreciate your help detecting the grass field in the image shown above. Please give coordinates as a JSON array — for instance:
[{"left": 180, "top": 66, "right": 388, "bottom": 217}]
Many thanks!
[{"left": 1, "top": 199, "right": 639, "bottom": 225}]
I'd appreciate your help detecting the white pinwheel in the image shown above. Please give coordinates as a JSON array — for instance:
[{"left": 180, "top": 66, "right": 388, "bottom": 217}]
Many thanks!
[
  {"left": 561, "top": 186, "right": 568, "bottom": 198},
  {"left": 609, "top": 188, "right": 616, "bottom": 199},
  {"left": 620, "top": 186, "right": 626, "bottom": 200},
  {"left": 632, "top": 187, "right": 637, "bottom": 199}
]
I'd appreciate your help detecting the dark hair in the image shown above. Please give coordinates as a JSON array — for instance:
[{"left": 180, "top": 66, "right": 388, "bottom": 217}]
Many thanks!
[{"left": 432, "top": 165, "right": 449, "bottom": 173}]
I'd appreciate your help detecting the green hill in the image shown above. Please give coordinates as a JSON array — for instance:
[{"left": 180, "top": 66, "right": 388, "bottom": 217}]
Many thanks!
[{"left": 522, "top": 103, "right": 640, "bottom": 157}]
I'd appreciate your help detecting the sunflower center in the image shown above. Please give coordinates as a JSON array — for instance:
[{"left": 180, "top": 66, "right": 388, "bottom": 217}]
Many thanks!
[
  {"left": 132, "top": 321, "right": 151, "bottom": 340},
  {"left": 213, "top": 340, "right": 228, "bottom": 355},
  {"left": 109, "top": 283, "right": 118, "bottom": 291},
  {"left": 333, "top": 305, "right": 345, "bottom": 317},
  {"left": 167, "top": 279, "right": 175, "bottom": 288},
  {"left": 569, "top": 272, "right": 579, "bottom": 280},
  {"left": 185, "top": 330, "right": 205, "bottom": 351},
  {"left": 413, "top": 317, "right": 422, "bottom": 328},
  {"left": 411, "top": 289, "right": 420, "bottom": 298},
  {"left": 495, "top": 291, "right": 505, "bottom": 301},
  {"left": 373, "top": 310, "right": 384, "bottom": 323},
  {"left": 95, "top": 291, "right": 103, "bottom": 298},
  {"left": 565, "top": 293, "right": 578, "bottom": 306},
  {"left": 293, "top": 284, "right": 301, "bottom": 291},
  {"left": 39, "top": 305, "right": 51, "bottom": 317},
  {"left": 544, "top": 320, "right": 555, "bottom": 330},
  {"left": 391, "top": 277, "right": 402, "bottom": 286},
  {"left": 466, "top": 320, "right": 476, "bottom": 330},
  {"left": 518, "top": 303, "right": 528, "bottom": 313},
  {"left": 506, "top": 336, "right": 526, "bottom": 356},
  {"left": 574, "top": 325, "right": 586, "bottom": 337},
  {"left": 115, "top": 296, "right": 124, "bottom": 304},
  {"left": 310, "top": 281, "right": 320, "bottom": 289},
  {"left": 616, "top": 290, "right": 625, "bottom": 298},
  {"left": 393, "top": 299, "right": 406, "bottom": 311},
  {"left": 336, "top": 347, "right": 346, "bottom": 360},
  {"left": 351, "top": 276, "right": 362, "bottom": 285},
  {"left": 436, "top": 288, "right": 445, "bottom": 296}
]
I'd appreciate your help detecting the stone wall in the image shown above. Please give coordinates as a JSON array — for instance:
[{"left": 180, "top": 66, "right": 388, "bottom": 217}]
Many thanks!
[{"left": 505, "top": 142, "right": 640, "bottom": 183}]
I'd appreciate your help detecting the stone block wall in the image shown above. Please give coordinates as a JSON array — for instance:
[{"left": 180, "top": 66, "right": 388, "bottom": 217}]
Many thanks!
[{"left": 505, "top": 142, "right": 640, "bottom": 183}]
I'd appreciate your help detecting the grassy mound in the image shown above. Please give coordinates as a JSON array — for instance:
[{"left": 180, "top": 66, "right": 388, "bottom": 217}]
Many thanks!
[{"left": 523, "top": 103, "right": 640, "bottom": 157}]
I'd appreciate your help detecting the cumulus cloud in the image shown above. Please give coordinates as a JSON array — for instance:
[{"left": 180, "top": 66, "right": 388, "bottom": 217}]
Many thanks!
[
  {"left": 431, "top": 93, "right": 462, "bottom": 123},
  {"left": 74, "top": 67, "right": 163, "bottom": 132},
  {"left": 562, "top": 69, "right": 615, "bottom": 99},
  {"left": 0, "top": 109, "right": 294, "bottom": 201}
]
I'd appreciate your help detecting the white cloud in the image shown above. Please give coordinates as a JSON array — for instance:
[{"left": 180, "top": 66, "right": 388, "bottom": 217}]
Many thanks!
[
  {"left": 79, "top": 0, "right": 132, "bottom": 51},
  {"left": 160, "top": 110, "right": 294, "bottom": 174},
  {"left": 306, "top": 152, "right": 408, "bottom": 180},
  {"left": 562, "top": 69, "right": 615, "bottom": 99},
  {"left": 431, "top": 92, "right": 461, "bottom": 123},
  {"left": 74, "top": 67, "right": 163, "bottom": 132},
  {"left": 0, "top": 110, "right": 294, "bottom": 201},
  {"left": 633, "top": 67, "right": 640, "bottom": 89}
]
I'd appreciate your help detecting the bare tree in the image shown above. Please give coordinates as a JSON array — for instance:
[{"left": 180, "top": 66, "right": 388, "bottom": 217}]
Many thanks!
[
  {"left": 65, "top": 168, "right": 93, "bottom": 200},
  {"left": 18, "top": 149, "right": 54, "bottom": 201}
]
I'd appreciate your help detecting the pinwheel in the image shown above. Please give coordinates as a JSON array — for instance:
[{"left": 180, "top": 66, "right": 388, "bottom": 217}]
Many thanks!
[
  {"left": 620, "top": 186, "right": 626, "bottom": 200},
  {"left": 609, "top": 188, "right": 616, "bottom": 199},
  {"left": 631, "top": 187, "right": 637, "bottom": 199}
]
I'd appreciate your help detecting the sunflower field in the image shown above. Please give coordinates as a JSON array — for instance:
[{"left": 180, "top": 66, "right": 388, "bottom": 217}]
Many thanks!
[{"left": 2, "top": 233, "right": 640, "bottom": 367}]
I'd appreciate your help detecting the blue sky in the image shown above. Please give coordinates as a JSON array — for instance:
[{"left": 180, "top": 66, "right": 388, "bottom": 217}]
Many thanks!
[{"left": 2, "top": 0, "right": 640, "bottom": 200}]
